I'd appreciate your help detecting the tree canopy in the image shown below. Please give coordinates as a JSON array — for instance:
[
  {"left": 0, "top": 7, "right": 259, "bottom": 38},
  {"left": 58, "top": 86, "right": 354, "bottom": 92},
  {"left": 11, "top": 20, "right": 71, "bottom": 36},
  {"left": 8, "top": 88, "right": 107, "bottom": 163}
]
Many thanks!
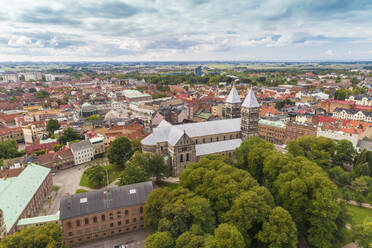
[
  {"left": 0, "top": 223, "right": 63, "bottom": 248},
  {"left": 57, "top": 127, "right": 80, "bottom": 145},
  {"left": 108, "top": 137, "right": 133, "bottom": 167},
  {"left": 144, "top": 137, "right": 347, "bottom": 248},
  {"left": 46, "top": 118, "right": 60, "bottom": 136}
]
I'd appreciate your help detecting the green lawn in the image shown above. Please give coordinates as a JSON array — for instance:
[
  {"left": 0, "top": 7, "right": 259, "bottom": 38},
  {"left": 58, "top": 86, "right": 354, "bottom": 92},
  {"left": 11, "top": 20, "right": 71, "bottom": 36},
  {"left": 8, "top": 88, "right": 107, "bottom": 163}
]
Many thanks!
[
  {"left": 79, "top": 163, "right": 123, "bottom": 189},
  {"left": 347, "top": 205, "right": 372, "bottom": 226},
  {"left": 76, "top": 189, "right": 89, "bottom": 194},
  {"left": 156, "top": 181, "right": 180, "bottom": 189}
]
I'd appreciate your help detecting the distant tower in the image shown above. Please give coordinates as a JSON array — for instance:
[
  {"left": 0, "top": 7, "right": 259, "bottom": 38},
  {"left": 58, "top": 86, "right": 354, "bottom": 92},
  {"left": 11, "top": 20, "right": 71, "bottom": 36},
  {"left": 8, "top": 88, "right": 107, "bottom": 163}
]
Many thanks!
[
  {"left": 224, "top": 86, "right": 241, "bottom": 118},
  {"left": 194, "top": 66, "right": 202, "bottom": 77},
  {"left": 241, "top": 89, "right": 260, "bottom": 140}
]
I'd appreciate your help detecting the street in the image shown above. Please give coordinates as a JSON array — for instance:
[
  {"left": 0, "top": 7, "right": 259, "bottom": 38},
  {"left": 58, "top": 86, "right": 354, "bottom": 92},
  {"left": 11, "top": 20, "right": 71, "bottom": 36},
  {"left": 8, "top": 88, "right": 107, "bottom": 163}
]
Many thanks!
[{"left": 75, "top": 229, "right": 151, "bottom": 248}]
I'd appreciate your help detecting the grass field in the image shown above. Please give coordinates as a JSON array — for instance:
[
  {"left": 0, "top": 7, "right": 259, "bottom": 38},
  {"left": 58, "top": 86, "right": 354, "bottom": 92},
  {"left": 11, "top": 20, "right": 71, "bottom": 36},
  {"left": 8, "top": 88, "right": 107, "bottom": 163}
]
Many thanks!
[
  {"left": 76, "top": 189, "right": 89, "bottom": 194},
  {"left": 347, "top": 205, "right": 372, "bottom": 226},
  {"left": 79, "top": 164, "right": 122, "bottom": 189}
]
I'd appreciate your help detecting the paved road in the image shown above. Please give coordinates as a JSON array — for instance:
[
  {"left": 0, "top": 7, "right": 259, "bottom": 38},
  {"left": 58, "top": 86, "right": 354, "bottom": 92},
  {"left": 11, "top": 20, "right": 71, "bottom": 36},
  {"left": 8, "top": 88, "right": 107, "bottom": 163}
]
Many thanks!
[
  {"left": 76, "top": 229, "right": 151, "bottom": 248},
  {"left": 48, "top": 165, "right": 86, "bottom": 215}
]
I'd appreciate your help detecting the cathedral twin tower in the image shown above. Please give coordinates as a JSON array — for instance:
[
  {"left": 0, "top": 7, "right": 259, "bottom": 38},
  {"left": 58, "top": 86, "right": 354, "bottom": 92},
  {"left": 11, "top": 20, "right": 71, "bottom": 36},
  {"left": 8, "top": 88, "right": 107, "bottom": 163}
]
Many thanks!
[{"left": 223, "top": 86, "right": 260, "bottom": 140}]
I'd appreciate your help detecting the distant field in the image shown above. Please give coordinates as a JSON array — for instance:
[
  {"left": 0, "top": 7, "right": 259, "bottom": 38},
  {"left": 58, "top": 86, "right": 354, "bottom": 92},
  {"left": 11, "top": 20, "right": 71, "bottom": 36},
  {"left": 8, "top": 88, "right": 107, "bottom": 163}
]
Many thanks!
[{"left": 347, "top": 205, "right": 372, "bottom": 226}]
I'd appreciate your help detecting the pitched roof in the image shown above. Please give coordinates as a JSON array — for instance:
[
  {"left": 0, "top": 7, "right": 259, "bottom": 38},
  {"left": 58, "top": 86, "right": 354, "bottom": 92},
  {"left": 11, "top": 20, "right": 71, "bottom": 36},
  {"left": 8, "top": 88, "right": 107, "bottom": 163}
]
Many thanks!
[
  {"left": 196, "top": 139, "right": 242, "bottom": 156},
  {"left": 70, "top": 140, "right": 93, "bottom": 152},
  {"left": 0, "top": 164, "right": 51, "bottom": 232},
  {"left": 242, "top": 89, "right": 260, "bottom": 108},
  {"left": 225, "top": 86, "right": 241, "bottom": 104},
  {"left": 59, "top": 181, "right": 153, "bottom": 220},
  {"left": 141, "top": 118, "right": 241, "bottom": 146}
]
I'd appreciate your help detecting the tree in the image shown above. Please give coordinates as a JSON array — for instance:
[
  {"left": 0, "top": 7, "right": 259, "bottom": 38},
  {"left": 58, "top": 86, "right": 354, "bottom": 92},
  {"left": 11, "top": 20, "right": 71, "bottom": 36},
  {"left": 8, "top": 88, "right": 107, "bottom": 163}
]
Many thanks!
[
  {"left": 57, "top": 127, "right": 80, "bottom": 145},
  {"left": 86, "top": 115, "right": 100, "bottom": 121},
  {"left": 224, "top": 186, "right": 275, "bottom": 246},
  {"left": 354, "top": 221, "right": 372, "bottom": 248},
  {"left": 108, "top": 137, "right": 133, "bottom": 167},
  {"left": 144, "top": 155, "right": 169, "bottom": 182},
  {"left": 35, "top": 90, "right": 50, "bottom": 99},
  {"left": 131, "top": 138, "right": 142, "bottom": 152},
  {"left": 214, "top": 224, "right": 245, "bottom": 248},
  {"left": 46, "top": 119, "right": 60, "bottom": 136},
  {"left": 29, "top": 87, "right": 36, "bottom": 93},
  {"left": 275, "top": 98, "right": 295, "bottom": 110},
  {"left": 0, "top": 223, "right": 63, "bottom": 248},
  {"left": 144, "top": 187, "right": 174, "bottom": 230},
  {"left": 118, "top": 164, "right": 150, "bottom": 186},
  {"left": 333, "top": 139, "right": 356, "bottom": 166},
  {"left": 233, "top": 137, "right": 274, "bottom": 183},
  {"left": 0, "top": 140, "right": 22, "bottom": 159},
  {"left": 257, "top": 207, "right": 297, "bottom": 248},
  {"left": 175, "top": 232, "right": 210, "bottom": 248},
  {"left": 334, "top": 89, "right": 351, "bottom": 100},
  {"left": 53, "top": 144, "right": 64, "bottom": 152},
  {"left": 145, "top": 232, "right": 174, "bottom": 248},
  {"left": 85, "top": 166, "right": 106, "bottom": 187}
]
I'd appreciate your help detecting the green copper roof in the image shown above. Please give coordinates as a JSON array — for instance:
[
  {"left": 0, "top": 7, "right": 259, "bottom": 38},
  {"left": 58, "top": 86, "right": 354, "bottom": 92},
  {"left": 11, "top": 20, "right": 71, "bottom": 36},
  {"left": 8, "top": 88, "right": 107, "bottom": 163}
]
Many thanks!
[
  {"left": 259, "top": 119, "right": 286, "bottom": 129},
  {"left": 17, "top": 214, "right": 59, "bottom": 226},
  {"left": 0, "top": 163, "right": 51, "bottom": 232}
]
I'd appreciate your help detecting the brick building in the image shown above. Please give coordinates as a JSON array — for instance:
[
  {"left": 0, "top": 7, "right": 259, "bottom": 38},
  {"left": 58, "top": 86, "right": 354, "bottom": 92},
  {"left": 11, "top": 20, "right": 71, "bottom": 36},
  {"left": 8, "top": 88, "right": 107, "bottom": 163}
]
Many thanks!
[
  {"left": 60, "top": 181, "right": 153, "bottom": 247},
  {"left": 35, "top": 149, "right": 74, "bottom": 171},
  {"left": 0, "top": 164, "right": 52, "bottom": 239},
  {"left": 285, "top": 121, "right": 317, "bottom": 143},
  {"left": 258, "top": 118, "right": 286, "bottom": 145}
]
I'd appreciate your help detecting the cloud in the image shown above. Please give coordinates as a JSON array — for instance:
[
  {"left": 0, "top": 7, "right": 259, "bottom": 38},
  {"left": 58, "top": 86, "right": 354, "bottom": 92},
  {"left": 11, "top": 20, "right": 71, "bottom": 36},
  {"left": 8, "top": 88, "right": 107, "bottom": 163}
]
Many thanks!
[
  {"left": 1, "top": 0, "right": 372, "bottom": 60},
  {"left": 325, "top": 49, "right": 334, "bottom": 56}
]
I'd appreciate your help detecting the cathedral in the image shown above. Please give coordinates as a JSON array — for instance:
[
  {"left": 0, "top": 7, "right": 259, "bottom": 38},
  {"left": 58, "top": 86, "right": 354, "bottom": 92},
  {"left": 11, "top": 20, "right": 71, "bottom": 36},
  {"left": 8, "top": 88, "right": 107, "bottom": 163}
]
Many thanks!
[{"left": 141, "top": 87, "right": 260, "bottom": 176}]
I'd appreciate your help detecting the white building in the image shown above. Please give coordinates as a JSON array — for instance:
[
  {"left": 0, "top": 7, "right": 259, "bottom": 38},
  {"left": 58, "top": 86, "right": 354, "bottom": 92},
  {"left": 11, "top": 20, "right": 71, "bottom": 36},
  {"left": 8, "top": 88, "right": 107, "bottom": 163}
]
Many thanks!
[{"left": 70, "top": 140, "right": 94, "bottom": 165}]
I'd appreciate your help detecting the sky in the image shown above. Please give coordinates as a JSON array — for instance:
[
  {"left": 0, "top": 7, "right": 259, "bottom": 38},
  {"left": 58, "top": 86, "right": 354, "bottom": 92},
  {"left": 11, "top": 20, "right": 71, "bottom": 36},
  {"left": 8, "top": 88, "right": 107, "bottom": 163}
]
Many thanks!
[{"left": 1, "top": 0, "right": 372, "bottom": 61}]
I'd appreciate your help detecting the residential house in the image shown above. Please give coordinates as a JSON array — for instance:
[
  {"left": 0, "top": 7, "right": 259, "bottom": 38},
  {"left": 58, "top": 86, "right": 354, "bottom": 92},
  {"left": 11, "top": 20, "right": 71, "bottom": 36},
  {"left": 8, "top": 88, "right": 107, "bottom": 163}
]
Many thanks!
[{"left": 70, "top": 140, "right": 94, "bottom": 165}]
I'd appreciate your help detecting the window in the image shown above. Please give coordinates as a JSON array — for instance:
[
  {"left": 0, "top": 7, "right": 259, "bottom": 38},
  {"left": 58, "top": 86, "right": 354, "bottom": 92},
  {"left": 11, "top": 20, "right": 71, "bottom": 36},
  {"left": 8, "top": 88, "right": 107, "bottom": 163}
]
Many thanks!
[
  {"left": 110, "top": 223, "right": 114, "bottom": 228},
  {"left": 84, "top": 218, "right": 89, "bottom": 225},
  {"left": 93, "top": 216, "right": 97, "bottom": 223},
  {"left": 132, "top": 208, "right": 137, "bottom": 215},
  {"left": 109, "top": 213, "right": 113, "bottom": 220},
  {"left": 67, "top": 222, "right": 72, "bottom": 228},
  {"left": 140, "top": 217, "right": 143, "bottom": 221},
  {"left": 117, "top": 211, "right": 121, "bottom": 218},
  {"left": 186, "top": 153, "right": 190, "bottom": 161},
  {"left": 68, "top": 232, "right": 73, "bottom": 237},
  {"left": 133, "top": 218, "right": 137, "bottom": 223},
  {"left": 217, "top": 137, "right": 219, "bottom": 141},
  {"left": 180, "top": 154, "right": 184, "bottom": 162},
  {"left": 93, "top": 226, "right": 99, "bottom": 232},
  {"left": 210, "top": 138, "right": 212, "bottom": 142},
  {"left": 125, "top": 210, "right": 129, "bottom": 216},
  {"left": 118, "top": 221, "right": 122, "bottom": 226},
  {"left": 125, "top": 219, "right": 129, "bottom": 224},
  {"left": 140, "top": 207, "right": 143, "bottom": 214},
  {"left": 203, "top": 138, "right": 205, "bottom": 143},
  {"left": 76, "top": 220, "right": 80, "bottom": 227},
  {"left": 85, "top": 228, "right": 90, "bottom": 234},
  {"left": 101, "top": 214, "right": 105, "bottom": 221}
]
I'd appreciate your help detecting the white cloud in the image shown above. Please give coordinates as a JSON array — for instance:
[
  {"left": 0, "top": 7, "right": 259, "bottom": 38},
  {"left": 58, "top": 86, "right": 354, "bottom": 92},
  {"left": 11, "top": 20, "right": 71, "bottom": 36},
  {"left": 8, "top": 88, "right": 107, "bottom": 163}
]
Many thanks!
[
  {"left": 324, "top": 49, "right": 334, "bottom": 56},
  {"left": 0, "top": 0, "right": 372, "bottom": 60}
]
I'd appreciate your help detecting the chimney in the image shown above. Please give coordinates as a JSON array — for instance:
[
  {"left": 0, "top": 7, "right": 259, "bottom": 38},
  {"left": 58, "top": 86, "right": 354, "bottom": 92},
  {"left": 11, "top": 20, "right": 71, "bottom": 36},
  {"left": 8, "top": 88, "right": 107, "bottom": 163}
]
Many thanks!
[{"left": 103, "top": 191, "right": 107, "bottom": 200}]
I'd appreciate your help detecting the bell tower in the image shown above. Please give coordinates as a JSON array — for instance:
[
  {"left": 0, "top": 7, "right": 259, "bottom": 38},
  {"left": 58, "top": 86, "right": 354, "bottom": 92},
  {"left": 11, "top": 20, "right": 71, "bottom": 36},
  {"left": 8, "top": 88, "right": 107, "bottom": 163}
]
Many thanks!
[
  {"left": 241, "top": 89, "right": 260, "bottom": 140},
  {"left": 223, "top": 85, "right": 241, "bottom": 119}
]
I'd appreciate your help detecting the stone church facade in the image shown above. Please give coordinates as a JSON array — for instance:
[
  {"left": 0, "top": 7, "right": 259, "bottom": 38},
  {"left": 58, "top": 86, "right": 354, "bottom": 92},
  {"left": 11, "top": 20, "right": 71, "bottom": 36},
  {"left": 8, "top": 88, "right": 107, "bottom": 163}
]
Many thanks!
[{"left": 141, "top": 87, "right": 260, "bottom": 176}]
